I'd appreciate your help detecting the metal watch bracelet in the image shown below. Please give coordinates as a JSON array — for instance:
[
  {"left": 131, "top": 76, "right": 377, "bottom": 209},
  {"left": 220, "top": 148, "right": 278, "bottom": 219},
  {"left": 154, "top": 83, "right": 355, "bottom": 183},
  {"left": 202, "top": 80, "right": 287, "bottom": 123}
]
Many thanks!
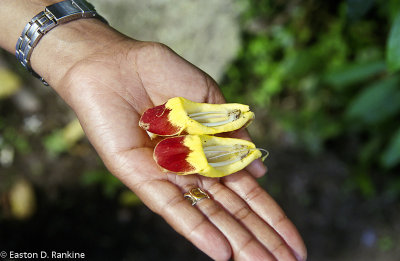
[{"left": 15, "top": 0, "right": 108, "bottom": 85}]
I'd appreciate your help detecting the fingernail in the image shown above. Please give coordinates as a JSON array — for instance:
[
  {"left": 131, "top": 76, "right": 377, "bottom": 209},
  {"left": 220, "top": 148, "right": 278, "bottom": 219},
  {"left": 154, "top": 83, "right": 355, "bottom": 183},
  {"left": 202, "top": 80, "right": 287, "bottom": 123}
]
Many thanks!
[
  {"left": 255, "top": 159, "right": 268, "bottom": 177},
  {"left": 295, "top": 251, "right": 305, "bottom": 261}
]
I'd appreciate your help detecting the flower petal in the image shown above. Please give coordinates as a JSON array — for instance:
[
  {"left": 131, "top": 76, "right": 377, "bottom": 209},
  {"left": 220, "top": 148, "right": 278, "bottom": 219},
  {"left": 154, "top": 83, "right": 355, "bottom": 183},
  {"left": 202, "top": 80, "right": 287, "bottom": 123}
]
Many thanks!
[
  {"left": 139, "top": 103, "right": 183, "bottom": 136},
  {"left": 153, "top": 136, "right": 196, "bottom": 173},
  {"left": 140, "top": 97, "right": 255, "bottom": 136},
  {"left": 153, "top": 135, "right": 263, "bottom": 177}
]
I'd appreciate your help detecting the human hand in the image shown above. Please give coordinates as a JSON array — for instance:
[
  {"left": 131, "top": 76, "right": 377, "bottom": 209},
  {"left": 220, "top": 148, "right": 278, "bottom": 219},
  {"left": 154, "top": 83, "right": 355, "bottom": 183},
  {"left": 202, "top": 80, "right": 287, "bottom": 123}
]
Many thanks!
[{"left": 32, "top": 20, "right": 307, "bottom": 261}]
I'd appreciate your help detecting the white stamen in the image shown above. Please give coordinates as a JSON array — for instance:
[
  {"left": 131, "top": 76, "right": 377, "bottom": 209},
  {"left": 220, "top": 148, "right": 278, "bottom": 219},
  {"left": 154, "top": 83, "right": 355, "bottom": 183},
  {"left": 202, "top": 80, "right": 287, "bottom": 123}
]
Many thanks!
[
  {"left": 205, "top": 149, "right": 249, "bottom": 160},
  {"left": 257, "top": 148, "right": 269, "bottom": 161},
  {"left": 203, "top": 145, "right": 233, "bottom": 151},
  {"left": 203, "top": 144, "right": 267, "bottom": 167},
  {"left": 187, "top": 110, "right": 241, "bottom": 127},
  {"left": 190, "top": 114, "right": 227, "bottom": 121},
  {"left": 203, "top": 144, "right": 251, "bottom": 167},
  {"left": 188, "top": 111, "right": 225, "bottom": 117},
  {"left": 201, "top": 118, "right": 236, "bottom": 127},
  {"left": 209, "top": 156, "right": 243, "bottom": 167}
]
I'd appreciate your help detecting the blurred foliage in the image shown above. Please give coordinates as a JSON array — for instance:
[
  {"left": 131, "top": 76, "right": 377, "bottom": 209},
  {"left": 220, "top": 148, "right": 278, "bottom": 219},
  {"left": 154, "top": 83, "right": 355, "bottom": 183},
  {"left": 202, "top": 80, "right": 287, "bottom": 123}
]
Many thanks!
[
  {"left": 8, "top": 179, "right": 36, "bottom": 220},
  {"left": 119, "top": 190, "right": 142, "bottom": 207},
  {"left": 221, "top": 0, "right": 400, "bottom": 196},
  {"left": 81, "top": 169, "right": 123, "bottom": 198},
  {"left": 387, "top": 11, "right": 400, "bottom": 72},
  {"left": 81, "top": 169, "right": 141, "bottom": 205},
  {"left": 44, "top": 118, "right": 84, "bottom": 155},
  {"left": 0, "top": 68, "right": 21, "bottom": 99},
  {"left": 378, "top": 234, "right": 395, "bottom": 252}
]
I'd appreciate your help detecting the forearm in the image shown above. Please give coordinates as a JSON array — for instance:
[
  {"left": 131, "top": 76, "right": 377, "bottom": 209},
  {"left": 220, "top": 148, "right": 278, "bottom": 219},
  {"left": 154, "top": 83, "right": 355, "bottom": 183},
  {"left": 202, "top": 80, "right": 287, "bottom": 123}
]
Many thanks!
[{"left": 0, "top": 0, "right": 126, "bottom": 92}]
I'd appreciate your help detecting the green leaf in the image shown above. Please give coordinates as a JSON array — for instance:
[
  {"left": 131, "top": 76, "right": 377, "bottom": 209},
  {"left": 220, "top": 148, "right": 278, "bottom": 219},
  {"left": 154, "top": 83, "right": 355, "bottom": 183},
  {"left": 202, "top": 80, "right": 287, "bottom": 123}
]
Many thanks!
[
  {"left": 81, "top": 169, "right": 123, "bottom": 197},
  {"left": 346, "top": 76, "right": 400, "bottom": 124},
  {"left": 359, "top": 136, "right": 382, "bottom": 166},
  {"left": 379, "top": 235, "right": 394, "bottom": 252},
  {"left": 354, "top": 170, "right": 375, "bottom": 197},
  {"left": 381, "top": 127, "right": 400, "bottom": 168},
  {"left": 387, "top": 12, "right": 400, "bottom": 72},
  {"left": 119, "top": 190, "right": 142, "bottom": 206},
  {"left": 43, "top": 118, "right": 84, "bottom": 155},
  {"left": 43, "top": 131, "right": 68, "bottom": 154},
  {"left": 323, "top": 60, "right": 386, "bottom": 89}
]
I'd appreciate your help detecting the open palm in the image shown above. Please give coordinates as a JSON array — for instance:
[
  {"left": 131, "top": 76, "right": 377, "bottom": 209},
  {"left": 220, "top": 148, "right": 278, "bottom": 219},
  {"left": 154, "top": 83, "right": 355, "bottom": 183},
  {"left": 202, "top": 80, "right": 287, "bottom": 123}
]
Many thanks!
[{"left": 58, "top": 39, "right": 306, "bottom": 261}]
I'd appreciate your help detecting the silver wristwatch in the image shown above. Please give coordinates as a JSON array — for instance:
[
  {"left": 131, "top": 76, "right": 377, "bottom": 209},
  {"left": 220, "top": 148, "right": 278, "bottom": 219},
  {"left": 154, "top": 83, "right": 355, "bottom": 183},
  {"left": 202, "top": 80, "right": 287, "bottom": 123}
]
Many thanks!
[{"left": 15, "top": 0, "right": 107, "bottom": 85}]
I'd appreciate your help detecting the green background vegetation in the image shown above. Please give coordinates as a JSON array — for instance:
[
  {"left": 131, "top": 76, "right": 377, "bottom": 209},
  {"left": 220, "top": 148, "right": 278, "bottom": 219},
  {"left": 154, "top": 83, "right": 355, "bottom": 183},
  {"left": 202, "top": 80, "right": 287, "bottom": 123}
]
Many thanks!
[{"left": 222, "top": 0, "right": 400, "bottom": 198}]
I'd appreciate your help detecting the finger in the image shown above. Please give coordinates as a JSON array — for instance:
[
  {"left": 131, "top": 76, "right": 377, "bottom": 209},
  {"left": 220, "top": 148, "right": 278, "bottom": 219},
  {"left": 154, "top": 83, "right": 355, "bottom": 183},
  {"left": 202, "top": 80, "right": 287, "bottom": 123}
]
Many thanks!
[
  {"left": 115, "top": 148, "right": 231, "bottom": 260},
  {"left": 246, "top": 159, "right": 268, "bottom": 178},
  {"left": 203, "top": 74, "right": 226, "bottom": 104},
  {"left": 208, "top": 182, "right": 298, "bottom": 261},
  {"left": 223, "top": 172, "right": 307, "bottom": 261},
  {"left": 183, "top": 185, "right": 276, "bottom": 261},
  {"left": 132, "top": 179, "right": 232, "bottom": 261}
]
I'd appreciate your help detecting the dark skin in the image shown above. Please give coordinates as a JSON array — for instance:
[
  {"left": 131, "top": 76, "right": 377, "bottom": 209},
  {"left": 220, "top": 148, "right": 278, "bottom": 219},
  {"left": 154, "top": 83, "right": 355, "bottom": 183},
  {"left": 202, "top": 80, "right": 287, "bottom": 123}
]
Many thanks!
[{"left": 0, "top": 1, "right": 307, "bottom": 260}]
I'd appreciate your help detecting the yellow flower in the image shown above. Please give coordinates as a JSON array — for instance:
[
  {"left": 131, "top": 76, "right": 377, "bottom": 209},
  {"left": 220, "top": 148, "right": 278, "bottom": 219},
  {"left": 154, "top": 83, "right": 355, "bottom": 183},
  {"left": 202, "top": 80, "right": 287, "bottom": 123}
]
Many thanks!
[
  {"left": 153, "top": 135, "right": 264, "bottom": 177},
  {"left": 139, "top": 97, "right": 254, "bottom": 137}
]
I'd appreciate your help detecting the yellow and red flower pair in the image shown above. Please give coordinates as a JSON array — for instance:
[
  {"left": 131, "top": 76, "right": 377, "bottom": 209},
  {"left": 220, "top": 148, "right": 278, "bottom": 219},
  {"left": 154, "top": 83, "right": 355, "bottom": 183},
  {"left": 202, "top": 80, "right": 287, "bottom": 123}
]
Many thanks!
[{"left": 139, "top": 97, "right": 265, "bottom": 178}]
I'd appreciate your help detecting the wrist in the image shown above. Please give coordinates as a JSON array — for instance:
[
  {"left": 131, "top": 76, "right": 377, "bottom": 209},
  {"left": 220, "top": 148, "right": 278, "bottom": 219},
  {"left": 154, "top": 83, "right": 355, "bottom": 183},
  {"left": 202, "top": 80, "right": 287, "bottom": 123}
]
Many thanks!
[
  {"left": 1, "top": 0, "right": 128, "bottom": 94},
  {"left": 30, "top": 17, "right": 127, "bottom": 91},
  {"left": 0, "top": 0, "right": 61, "bottom": 54}
]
